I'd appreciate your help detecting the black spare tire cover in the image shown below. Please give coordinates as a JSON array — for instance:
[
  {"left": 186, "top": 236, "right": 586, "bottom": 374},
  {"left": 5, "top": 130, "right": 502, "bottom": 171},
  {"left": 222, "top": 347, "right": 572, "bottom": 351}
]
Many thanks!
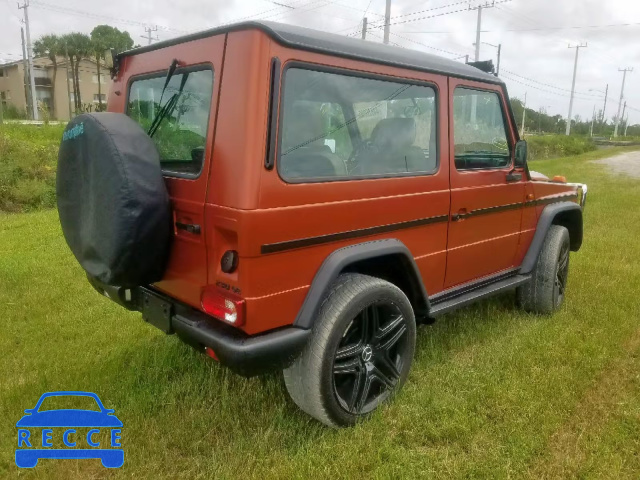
[{"left": 57, "top": 112, "right": 172, "bottom": 287}]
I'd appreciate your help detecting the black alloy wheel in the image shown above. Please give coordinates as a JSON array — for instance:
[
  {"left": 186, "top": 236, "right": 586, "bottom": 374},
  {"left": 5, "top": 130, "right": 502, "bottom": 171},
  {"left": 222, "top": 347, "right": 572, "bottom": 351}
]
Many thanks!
[
  {"left": 332, "top": 302, "right": 409, "bottom": 415},
  {"left": 283, "top": 273, "right": 416, "bottom": 427},
  {"left": 554, "top": 241, "right": 570, "bottom": 307}
]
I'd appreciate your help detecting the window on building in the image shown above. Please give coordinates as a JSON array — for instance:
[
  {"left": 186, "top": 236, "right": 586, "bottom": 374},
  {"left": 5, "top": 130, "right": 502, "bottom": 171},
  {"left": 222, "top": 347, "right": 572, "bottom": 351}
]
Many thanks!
[
  {"left": 33, "top": 67, "right": 49, "bottom": 79},
  {"left": 92, "top": 74, "right": 108, "bottom": 84},
  {"left": 127, "top": 67, "right": 214, "bottom": 176},
  {"left": 453, "top": 87, "right": 511, "bottom": 170},
  {"left": 278, "top": 68, "right": 438, "bottom": 181},
  {"left": 93, "top": 94, "right": 106, "bottom": 103}
]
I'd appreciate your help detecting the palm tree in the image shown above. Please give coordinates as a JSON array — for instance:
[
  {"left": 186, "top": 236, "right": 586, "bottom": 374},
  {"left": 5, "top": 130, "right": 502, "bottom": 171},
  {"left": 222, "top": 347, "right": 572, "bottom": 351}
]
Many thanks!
[
  {"left": 90, "top": 25, "right": 134, "bottom": 111},
  {"left": 60, "top": 33, "right": 92, "bottom": 112},
  {"left": 33, "top": 34, "right": 60, "bottom": 119}
]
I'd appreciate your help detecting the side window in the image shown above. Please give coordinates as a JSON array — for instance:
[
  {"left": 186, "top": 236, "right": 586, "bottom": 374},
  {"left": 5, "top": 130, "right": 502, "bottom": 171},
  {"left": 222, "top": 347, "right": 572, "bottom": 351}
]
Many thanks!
[
  {"left": 127, "top": 68, "right": 214, "bottom": 176},
  {"left": 278, "top": 68, "right": 437, "bottom": 181},
  {"left": 453, "top": 87, "right": 510, "bottom": 170}
]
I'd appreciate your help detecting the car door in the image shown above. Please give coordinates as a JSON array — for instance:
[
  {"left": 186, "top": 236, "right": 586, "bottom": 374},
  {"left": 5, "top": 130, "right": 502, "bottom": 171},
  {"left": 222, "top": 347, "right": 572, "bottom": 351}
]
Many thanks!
[
  {"left": 117, "top": 35, "right": 225, "bottom": 307},
  {"left": 444, "top": 79, "right": 525, "bottom": 288}
]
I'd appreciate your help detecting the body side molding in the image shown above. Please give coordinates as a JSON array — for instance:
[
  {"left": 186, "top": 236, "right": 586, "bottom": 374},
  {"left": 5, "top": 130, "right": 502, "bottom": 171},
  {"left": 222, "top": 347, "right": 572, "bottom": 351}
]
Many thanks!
[
  {"left": 520, "top": 201, "right": 582, "bottom": 274},
  {"left": 293, "top": 239, "right": 430, "bottom": 329}
]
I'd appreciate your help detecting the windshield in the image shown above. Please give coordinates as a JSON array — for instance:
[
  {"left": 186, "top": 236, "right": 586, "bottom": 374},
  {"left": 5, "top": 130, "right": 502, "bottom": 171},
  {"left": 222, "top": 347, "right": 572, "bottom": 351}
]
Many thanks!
[{"left": 127, "top": 68, "right": 214, "bottom": 176}]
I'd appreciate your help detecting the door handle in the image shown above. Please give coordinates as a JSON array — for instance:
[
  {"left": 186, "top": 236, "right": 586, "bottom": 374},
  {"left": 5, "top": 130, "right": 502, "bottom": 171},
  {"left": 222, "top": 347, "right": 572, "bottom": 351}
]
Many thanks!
[
  {"left": 175, "top": 222, "right": 201, "bottom": 234},
  {"left": 506, "top": 172, "right": 522, "bottom": 183},
  {"left": 452, "top": 208, "right": 468, "bottom": 221}
]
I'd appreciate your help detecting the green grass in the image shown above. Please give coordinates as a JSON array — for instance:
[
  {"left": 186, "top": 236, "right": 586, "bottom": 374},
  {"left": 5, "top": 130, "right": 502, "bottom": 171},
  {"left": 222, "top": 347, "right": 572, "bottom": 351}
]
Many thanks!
[
  {"left": 0, "top": 124, "right": 66, "bottom": 213},
  {"left": 1, "top": 147, "right": 640, "bottom": 478}
]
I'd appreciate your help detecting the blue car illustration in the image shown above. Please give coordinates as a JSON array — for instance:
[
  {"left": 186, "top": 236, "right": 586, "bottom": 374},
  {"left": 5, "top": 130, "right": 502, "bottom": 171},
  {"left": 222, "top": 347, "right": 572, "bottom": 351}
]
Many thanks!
[{"left": 15, "top": 391, "right": 123, "bottom": 468}]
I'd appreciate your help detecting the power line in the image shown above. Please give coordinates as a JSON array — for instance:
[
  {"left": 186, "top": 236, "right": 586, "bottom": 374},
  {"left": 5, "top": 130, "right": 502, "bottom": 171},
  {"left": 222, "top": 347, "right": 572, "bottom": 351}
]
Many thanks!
[
  {"left": 500, "top": 72, "right": 602, "bottom": 102},
  {"left": 388, "top": 31, "right": 467, "bottom": 58},
  {"left": 392, "top": 20, "right": 640, "bottom": 34},
  {"left": 31, "top": 0, "right": 187, "bottom": 33},
  {"left": 500, "top": 69, "right": 603, "bottom": 98},
  {"left": 388, "top": 0, "right": 470, "bottom": 20}
]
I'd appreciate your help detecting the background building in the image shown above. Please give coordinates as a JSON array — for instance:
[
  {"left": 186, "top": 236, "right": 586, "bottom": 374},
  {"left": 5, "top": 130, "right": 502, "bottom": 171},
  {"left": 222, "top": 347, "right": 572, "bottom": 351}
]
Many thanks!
[{"left": 0, "top": 56, "right": 110, "bottom": 121}]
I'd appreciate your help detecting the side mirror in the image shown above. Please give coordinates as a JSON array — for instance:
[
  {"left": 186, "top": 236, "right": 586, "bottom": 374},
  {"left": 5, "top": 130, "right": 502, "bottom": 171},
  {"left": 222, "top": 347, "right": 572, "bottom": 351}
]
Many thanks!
[{"left": 515, "top": 139, "right": 528, "bottom": 168}]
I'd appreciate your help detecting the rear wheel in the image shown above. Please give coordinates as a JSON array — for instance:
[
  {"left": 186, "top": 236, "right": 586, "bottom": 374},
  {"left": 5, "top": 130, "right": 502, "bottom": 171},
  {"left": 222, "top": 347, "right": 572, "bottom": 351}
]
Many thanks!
[
  {"left": 517, "top": 225, "right": 571, "bottom": 314},
  {"left": 283, "top": 273, "right": 416, "bottom": 427}
]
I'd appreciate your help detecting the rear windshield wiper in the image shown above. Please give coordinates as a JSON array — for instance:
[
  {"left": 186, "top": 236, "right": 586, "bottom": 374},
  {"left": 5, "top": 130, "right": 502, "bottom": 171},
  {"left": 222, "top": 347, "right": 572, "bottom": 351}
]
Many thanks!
[{"left": 148, "top": 59, "right": 187, "bottom": 138}]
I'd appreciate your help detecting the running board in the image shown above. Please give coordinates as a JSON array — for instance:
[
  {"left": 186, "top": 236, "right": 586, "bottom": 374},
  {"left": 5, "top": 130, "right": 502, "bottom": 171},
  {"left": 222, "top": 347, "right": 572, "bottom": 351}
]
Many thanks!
[{"left": 429, "top": 274, "right": 531, "bottom": 318}]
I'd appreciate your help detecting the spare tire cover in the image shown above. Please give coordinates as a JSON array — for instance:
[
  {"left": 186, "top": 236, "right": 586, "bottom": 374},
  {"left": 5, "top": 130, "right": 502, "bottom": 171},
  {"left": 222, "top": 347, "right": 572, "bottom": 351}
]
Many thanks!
[{"left": 57, "top": 112, "right": 171, "bottom": 287}]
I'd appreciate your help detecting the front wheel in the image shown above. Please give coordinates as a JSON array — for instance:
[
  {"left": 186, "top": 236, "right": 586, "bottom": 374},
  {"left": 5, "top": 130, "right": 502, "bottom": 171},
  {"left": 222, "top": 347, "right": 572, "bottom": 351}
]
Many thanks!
[
  {"left": 517, "top": 225, "right": 571, "bottom": 314},
  {"left": 283, "top": 273, "right": 416, "bottom": 427}
]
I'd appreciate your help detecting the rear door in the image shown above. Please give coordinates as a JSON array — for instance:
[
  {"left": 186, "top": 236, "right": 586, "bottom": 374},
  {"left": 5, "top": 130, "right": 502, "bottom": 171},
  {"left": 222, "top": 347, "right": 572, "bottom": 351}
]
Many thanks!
[
  {"left": 444, "top": 79, "right": 525, "bottom": 288},
  {"left": 120, "top": 35, "right": 225, "bottom": 307}
]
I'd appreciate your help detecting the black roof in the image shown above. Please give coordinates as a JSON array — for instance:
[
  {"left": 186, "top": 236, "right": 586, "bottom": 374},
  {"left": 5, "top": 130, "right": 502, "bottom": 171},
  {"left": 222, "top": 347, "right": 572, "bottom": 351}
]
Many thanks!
[{"left": 119, "top": 20, "right": 501, "bottom": 84}]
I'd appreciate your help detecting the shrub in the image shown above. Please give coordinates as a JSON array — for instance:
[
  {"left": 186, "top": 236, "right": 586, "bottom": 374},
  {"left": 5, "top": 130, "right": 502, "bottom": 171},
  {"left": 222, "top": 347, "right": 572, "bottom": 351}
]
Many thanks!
[
  {"left": 0, "top": 123, "right": 65, "bottom": 212},
  {"left": 526, "top": 135, "right": 596, "bottom": 161}
]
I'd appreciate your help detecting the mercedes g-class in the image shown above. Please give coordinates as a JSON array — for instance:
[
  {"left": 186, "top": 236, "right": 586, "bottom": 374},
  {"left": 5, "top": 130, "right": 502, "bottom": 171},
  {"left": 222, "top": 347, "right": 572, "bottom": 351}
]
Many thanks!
[{"left": 57, "top": 21, "right": 587, "bottom": 427}]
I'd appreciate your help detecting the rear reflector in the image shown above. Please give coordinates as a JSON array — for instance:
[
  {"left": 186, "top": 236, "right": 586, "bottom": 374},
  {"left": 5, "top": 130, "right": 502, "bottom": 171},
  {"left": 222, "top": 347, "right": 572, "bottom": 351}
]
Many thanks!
[
  {"left": 205, "top": 347, "right": 218, "bottom": 361},
  {"left": 201, "top": 288, "right": 245, "bottom": 326}
]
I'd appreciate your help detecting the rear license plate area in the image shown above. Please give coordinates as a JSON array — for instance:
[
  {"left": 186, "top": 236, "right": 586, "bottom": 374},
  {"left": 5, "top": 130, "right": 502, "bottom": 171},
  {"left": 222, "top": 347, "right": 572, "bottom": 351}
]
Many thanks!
[{"left": 141, "top": 290, "right": 173, "bottom": 334}]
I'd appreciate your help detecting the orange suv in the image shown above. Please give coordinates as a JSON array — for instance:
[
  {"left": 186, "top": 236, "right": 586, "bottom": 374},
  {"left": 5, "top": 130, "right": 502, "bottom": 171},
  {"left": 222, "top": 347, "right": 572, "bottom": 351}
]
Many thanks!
[{"left": 57, "top": 21, "right": 587, "bottom": 427}]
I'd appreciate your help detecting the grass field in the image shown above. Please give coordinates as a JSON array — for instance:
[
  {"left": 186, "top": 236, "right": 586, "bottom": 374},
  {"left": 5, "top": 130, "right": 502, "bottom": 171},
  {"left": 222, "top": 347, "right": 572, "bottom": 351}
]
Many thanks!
[{"left": 1, "top": 147, "right": 640, "bottom": 479}]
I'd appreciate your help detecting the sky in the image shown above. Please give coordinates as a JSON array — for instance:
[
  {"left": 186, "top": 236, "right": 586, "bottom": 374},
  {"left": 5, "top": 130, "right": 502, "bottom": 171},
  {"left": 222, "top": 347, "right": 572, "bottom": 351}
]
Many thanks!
[{"left": 1, "top": 0, "right": 639, "bottom": 124}]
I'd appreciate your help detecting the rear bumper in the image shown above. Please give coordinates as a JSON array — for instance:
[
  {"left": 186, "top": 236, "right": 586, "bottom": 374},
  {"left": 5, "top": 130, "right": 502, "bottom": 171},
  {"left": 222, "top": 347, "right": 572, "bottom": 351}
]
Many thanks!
[{"left": 87, "top": 276, "right": 310, "bottom": 377}]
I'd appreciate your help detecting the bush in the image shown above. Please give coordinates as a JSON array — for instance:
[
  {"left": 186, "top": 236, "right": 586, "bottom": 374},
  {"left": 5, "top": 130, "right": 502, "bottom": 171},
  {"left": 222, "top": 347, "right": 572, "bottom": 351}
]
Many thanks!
[
  {"left": 526, "top": 135, "right": 596, "bottom": 161},
  {"left": 0, "top": 123, "right": 65, "bottom": 212}
]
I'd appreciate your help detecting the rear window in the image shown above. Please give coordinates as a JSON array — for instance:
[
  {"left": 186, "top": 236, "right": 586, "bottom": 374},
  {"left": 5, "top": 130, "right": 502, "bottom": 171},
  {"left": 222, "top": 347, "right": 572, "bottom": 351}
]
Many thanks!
[
  {"left": 127, "top": 67, "right": 213, "bottom": 176},
  {"left": 278, "top": 67, "right": 438, "bottom": 182}
]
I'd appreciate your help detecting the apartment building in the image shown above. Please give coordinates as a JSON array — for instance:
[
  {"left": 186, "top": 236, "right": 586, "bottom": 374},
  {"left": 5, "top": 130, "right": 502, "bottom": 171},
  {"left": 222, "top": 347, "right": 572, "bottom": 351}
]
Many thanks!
[{"left": 0, "top": 56, "right": 110, "bottom": 121}]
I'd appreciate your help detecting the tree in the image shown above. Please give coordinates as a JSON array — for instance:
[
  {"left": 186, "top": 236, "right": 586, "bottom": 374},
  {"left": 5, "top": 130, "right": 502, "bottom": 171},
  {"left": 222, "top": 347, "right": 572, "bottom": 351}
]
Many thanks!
[
  {"left": 90, "top": 25, "right": 134, "bottom": 111},
  {"left": 59, "top": 33, "right": 92, "bottom": 112},
  {"left": 33, "top": 34, "right": 60, "bottom": 119}
]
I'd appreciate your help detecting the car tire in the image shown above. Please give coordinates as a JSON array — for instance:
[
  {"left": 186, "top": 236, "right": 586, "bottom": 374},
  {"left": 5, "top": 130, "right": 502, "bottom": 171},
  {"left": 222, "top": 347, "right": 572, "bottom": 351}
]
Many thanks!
[
  {"left": 517, "top": 225, "right": 571, "bottom": 314},
  {"left": 283, "top": 273, "right": 416, "bottom": 427}
]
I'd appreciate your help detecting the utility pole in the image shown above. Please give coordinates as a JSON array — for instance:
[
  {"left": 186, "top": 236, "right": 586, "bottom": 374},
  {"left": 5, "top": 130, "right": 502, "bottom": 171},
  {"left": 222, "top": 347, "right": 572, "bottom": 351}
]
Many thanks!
[
  {"left": 521, "top": 92, "right": 527, "bottom": 137},
  {"left": 383, "top": 0, "right": 391, "bottom": 44},
  {"left": 64, "top": 45, "right": 73, "bottom": 120},
  {"left": 0, "top": 91, "right": 3, "bottom": 125},
  {"left": 469, "top": 1, "right": 496, "bottom": 61},
  {"left": 142, "top": 26, "right": 158, "bottom": 46},
  {"left": 361, "top": 17, "right": 367, "bottom": 40},
  {"left": 624, "top": 114, "right": 630, "bottom": 136},
  {"left": 565, "top": 43, "right": 587, "bottom": 136},
  {"left": 589, "top": 105, "right": 596, "bottom": 137},
  {"left": 602, "top": 83, "right": 608, "bottom": 122},
  {"left": 620, "top": 101, "right": 627, "bottom": 136},
  {"left": 614, "top": 68, "right": 632, "bottom": 137},
  {"left": 477, "top": 41, "right": 501, "bottom": 75},
  {"left": 474, "top": 6, "right": 482, "bottom": 61},
  {"left": 20, "top": 26, "right": 32, "bottom": 119},
  {"left": 18, "top": 1, "right": 38, "bottom": 121}
]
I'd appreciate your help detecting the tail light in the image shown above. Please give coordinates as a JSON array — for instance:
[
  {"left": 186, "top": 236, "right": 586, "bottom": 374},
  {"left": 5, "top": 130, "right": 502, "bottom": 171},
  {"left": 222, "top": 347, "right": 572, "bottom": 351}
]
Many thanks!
[{"left": 201, "top": 288, "right": 245, "bottom": 326}]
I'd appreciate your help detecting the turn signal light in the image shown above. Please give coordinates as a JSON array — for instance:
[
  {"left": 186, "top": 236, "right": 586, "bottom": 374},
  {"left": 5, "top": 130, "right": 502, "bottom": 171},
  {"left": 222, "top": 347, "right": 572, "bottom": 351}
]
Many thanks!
[
  {"left": 201, "top": 289, "right": 245, "bottom": 326},
  {"left": 552, "top": 175, "right": 567, "bottom": 183}
]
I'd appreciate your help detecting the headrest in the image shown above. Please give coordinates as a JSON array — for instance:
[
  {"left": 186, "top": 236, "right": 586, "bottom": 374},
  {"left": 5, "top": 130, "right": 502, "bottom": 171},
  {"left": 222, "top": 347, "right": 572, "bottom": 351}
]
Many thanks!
[
  {"left": 370, "top": 117, "right": 416, "bottom": 151},
  {"left": 283, "top": 104, "right": 325, "bottom": 151}
]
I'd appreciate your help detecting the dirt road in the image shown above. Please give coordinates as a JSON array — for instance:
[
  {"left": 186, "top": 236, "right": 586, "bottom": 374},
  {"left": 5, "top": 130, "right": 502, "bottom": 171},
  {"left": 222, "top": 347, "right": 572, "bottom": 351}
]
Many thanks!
[{"left": 594, "top": 150, "right": 640, "bottom": 178}]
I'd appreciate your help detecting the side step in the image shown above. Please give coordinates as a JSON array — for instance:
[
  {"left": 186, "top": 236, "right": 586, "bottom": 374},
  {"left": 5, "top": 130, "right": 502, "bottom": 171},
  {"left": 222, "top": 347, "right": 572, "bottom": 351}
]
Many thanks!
[{"left": 429, "top": 274, "right": 531, "bottom": 317}]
